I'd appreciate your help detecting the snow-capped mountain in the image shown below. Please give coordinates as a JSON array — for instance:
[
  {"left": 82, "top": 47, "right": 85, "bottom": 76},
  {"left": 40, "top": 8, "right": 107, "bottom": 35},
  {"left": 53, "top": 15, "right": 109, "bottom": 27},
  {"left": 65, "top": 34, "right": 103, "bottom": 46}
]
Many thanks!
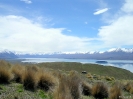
[
  {"left": 0, "top": 50, "right": 18, "bottom": 59},
  {"left": 0, "top": 48, "right": 133, "bottom": 60},
  {"left": 107, "top": 48, "right": 133, "bottom": 53}
]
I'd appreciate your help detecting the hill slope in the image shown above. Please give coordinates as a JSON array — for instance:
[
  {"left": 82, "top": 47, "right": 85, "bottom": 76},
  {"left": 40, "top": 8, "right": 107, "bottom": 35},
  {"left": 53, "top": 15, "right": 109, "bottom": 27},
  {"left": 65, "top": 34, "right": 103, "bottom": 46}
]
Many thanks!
[{"left": 37, "top": 62, "right": 133, "bottom": 80}]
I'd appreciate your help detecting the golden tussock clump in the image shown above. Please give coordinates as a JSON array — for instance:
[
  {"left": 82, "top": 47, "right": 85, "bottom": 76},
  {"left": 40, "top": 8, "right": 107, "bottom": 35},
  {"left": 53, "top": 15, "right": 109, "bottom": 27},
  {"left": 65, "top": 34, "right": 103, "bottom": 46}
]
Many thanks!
[
  {"left": 0, "top": 60, "right": 12, "bottom": 83},
  {"left": 109, "top": 83, "right": 123, "bottom": 99},
  {"left": 123, "top": 82, "right": 133, "bottom": 94},
  {"left": 82, "top": 81, "right": 92, "bottom": 96},
  {"left": 22, "top": 66, "right": 39, "bottom": 91},
  {"left": 54, "top": 71, "right": 82, "bottom": 99},
  {"left": 54, "top": 73, "right": 73, "bottom": 99},
  {"left": 11, "top": 64, "right": 25, "bottom": 83},
  {"left": 31, "top": 65, "right": 40, "bottom": 72},
  {"left": 86, "top": 73, "right": 93, "bottom": 79},
  {"left": 37, "top": 69, "right": 58, "bottom": 92},
  {"left": 92, "top": 82, "right": 108, "bottom": 99},
  {"left": 68, "top": 71, "right": 82, "bottom": 99}
]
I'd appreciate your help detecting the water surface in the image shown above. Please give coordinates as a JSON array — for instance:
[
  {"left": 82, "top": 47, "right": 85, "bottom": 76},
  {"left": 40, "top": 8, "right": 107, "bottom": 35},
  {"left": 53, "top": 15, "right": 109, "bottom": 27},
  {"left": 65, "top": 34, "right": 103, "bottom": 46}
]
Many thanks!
[{"left": 21, "top": 58, "right": 133, "bottom": 72}]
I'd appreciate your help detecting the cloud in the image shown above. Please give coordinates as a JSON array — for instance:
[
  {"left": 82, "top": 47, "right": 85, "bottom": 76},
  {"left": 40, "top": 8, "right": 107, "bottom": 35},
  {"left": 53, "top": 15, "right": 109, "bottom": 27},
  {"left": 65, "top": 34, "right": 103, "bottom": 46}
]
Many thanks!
[
  {"left": 121, "top": 0, "right": 133, "bottom": 13},
  {"left": 20, "top": 0, "right": 32, "bottom": 4},
  {"left": 98, "top": 15, "right": 133, "bottom": 46},
  {"left": 0, "top": 15, "right": 95, "bottom": 53},
  {"left": 93, "top": 8, "right": 108, "bottom": 15},
  {"left": 98, "top": 0, "right": 133, "bottom": 48}
]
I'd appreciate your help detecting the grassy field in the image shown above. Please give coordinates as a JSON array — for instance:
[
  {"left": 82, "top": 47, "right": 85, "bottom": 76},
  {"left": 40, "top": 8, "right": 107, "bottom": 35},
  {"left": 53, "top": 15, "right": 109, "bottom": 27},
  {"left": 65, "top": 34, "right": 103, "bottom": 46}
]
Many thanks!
[
  {"left": 1, "top": 60, "right": 133, "bottom": 99},
  {"left": 37, "top": 62, "right": 133, "bottom": 80}
]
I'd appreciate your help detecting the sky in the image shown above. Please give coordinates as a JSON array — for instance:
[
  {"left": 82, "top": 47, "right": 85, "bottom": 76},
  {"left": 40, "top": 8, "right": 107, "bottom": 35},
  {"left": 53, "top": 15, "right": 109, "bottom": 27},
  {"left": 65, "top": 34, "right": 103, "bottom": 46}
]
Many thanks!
[{"left": 0, "top": 0, "right": 133, "bottom": 53}]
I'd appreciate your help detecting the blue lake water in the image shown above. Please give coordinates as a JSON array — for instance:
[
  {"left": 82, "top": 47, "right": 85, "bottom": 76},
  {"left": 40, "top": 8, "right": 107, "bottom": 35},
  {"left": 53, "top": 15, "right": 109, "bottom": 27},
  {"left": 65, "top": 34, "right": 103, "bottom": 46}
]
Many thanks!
[{"left": 21, "top": 58, "right": 133, "bottom": 73}]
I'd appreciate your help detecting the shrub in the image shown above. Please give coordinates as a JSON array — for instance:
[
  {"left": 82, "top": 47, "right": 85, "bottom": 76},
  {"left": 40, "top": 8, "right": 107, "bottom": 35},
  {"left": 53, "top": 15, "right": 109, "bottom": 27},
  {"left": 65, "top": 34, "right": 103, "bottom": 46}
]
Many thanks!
[
  {"left": 86, "top": 73, "right": 93, "bottom": 79},
  {"left": 54, "top": 71, "right": 82, "bottom": 99},
  {"left": 22, "top": 66, "right": 39, "bottom": 91},
  {"left": 123, "top": 82, "right": 133, "bottom": 94},
  {"left": 0, "top": 60, "right": 11, "bottom": 68},
  {"left": 111, "top": 77, "right": 115, "bottom": 81},
  {"left": 92, "top": 82, "right": 108, "bottom": 99},
  {"left": 68, "top": 71, "right": 82, "bottom": 99},
  {"left": 0, "top": 60, "right": 12, "bottom": 83},
  {"left": 109, "top": 83, "right": 123, "bottom": 99},
  {"left": 31, "top": 65, "right": 40, "bottom": 72},
  {"left": 11, "top": 64, "right": 24, "bottom": 83},
  {"left": 105, "top": 76, "right": 112, "bottom": 81},
  {"left": 37, "top": 69, "right": 58, "bottom": 92},
  {"left": 82, "top": 81, "right": 92, "bottom": 96},
  {"left": 123, "top": 82, "right": 132, "bottom": 92},
  {"left": 54, "top": 73, "right": 73, "bottom": 99}
]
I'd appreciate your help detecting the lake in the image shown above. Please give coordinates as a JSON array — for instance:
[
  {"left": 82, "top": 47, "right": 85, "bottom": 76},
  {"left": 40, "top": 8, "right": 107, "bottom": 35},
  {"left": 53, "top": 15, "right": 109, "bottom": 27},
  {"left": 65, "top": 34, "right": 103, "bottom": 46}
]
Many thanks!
[{"left": 19, "top": 58, "right": 133, "bottom": 73}]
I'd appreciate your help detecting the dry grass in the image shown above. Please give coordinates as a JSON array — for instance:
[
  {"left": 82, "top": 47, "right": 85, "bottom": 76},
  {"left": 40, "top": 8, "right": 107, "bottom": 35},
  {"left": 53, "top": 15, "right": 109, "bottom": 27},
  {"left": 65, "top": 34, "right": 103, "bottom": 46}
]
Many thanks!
[
  {"left": 31, "top": 65, "right": 40, "bottom": 72},
  {"left": 54, "top": 73, "right": 73, "bottom": 99},
  {"left": 86, "top": 73, "right": 93, "bottom": 79},
  {"left": 123, "top": 82, "right": 133, "bottom": 94},
  {"left": 22, "top": 66, "right": 39, "bottom": 91},
  {"left": 0, "top": 60, "right": 12, "bottom": 83},
  {"left": 37, "top": 69, "right": 58, "bottom": 92},
  {"left": 82, "top": 81, "right": 92, "bottom": 96},
  {"left": 68, "top": 71, "right": 82, "bottom": 99},
  {"left": 92, "top": 82, "right": 108, "bottom": 99},
  {"left": 1, "top": 60, "right": 133, "bottom": 99},
  {"left": 11, "top": 64, "right": 25, "bottom": 83},
  {"left": 54, "top": 71, "right": 83, "bottom": 99},
  {"left": 109, "top": 83, "right": 123, "bottom": 99}
]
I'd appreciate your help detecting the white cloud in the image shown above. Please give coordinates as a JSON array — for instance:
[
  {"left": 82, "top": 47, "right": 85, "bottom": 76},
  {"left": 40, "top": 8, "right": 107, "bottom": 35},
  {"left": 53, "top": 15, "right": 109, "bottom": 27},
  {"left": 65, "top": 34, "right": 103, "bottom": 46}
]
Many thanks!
[
  {"left": 98, "top": 0, "right": 133, "bottom": 48},
  {"left": 98, "top": 15, "right": 133, "bottom": 46},
  {"left": 0, "top": 15, "right": 94, "bottom": 53},
  {"left": 20, "top": 0, "right": 32, "bottom": 4},
  {"left": 93, "top": 8, "right": 108, "bottom": 15},
  {"left": 121, "top": 0, "right": 133, "bottom": 13}
]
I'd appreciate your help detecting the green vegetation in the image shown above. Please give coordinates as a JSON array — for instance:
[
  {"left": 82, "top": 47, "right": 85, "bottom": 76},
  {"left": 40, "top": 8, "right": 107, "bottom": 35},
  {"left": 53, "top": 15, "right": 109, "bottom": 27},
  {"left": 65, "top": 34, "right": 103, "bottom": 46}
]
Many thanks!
[
  {"left": 1, "top": 60, "right": 133, "bottom": 99},
  {"left": 37, "top": 62, "right": 133, "bottom": 80}
]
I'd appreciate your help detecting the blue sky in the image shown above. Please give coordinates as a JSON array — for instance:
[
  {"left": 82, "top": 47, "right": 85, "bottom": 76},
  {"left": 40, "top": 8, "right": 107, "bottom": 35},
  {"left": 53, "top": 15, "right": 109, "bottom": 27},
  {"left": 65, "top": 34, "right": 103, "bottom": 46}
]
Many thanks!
[{"left": 0, "top": 0, "right": 133, "bottom": 53}]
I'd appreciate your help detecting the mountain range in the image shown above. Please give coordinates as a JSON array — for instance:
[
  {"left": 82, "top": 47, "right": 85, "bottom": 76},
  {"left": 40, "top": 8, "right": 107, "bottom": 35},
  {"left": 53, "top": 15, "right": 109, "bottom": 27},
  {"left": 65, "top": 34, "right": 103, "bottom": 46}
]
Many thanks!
[{"left": 0, "top": 48, "right": 133, "bottom": 60}]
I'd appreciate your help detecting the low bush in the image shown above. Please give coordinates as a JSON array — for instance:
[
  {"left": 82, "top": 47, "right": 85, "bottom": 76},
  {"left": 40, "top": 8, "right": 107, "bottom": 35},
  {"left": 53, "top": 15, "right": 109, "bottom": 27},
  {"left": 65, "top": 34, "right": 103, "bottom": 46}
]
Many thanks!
[
  {"left": 37, "top": 69, "right": 58, "bottom": 92},
  {"left": 82, "top": 81, "right": 92, "bottom": 96},
  {"left": 109, "top": 83, "right": 123, "bottom": 99},
  {"left": 11, "top": 64, "right": 24, "bottom": 83},
  {"left": 0, "top": 60, "right": 12, "bottom": 84},
  {"left": 92, "top": 82, "right": 108, "bottom": 99},
  {"left": 22, "top": 66, "right": 39, "bottom": 91}
]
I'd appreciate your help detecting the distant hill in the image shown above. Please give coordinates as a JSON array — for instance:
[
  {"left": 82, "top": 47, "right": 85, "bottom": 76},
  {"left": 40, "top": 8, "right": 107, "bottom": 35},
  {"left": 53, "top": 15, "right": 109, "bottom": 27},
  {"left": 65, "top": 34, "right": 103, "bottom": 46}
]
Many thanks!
[
  {"left": 0, "top": 48, "right": 133, "bottom": 60},
  {"left": 16, "top": 48, "right": 133, "bottom": 60},
  {"left": 37, "top": 62, "right": 133, "bottom": 80},
  {"left": 0, "top": 51, "right": 18, "bottom": 59}
]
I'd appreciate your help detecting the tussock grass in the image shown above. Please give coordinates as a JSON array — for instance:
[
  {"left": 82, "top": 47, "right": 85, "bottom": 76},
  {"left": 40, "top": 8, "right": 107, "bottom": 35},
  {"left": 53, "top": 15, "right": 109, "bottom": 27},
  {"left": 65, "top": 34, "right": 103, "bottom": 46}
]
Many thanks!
[
  {"left": 86, "top": 73, "right": 93, "bottom": 79},
  {"left": 82, "top": 81, "right": 92, "bottom": 96},
  {"left": 31, "top": 65, "right": 40, "bottom": 72},
  {"left": 11, "top": 64, "right": 25, "bottom": 83},
  {"left": 1, "top": 60, "right": 133, "bottom": 99},
  {"left": 38, "top": 62, "right": 133, "bottom": 80},
  {"left": 123, "top": 82, "right": 133, "bottom": 94},
  {"left": 54, "top": 71, "right": 82, "bottom": 99},
  {"left": 109, "top": 83, "right": 123, "bottom": 99},
  {"left": 68, "top": 71, "right": 82, "bottom": 99},
  {"left": 37, "top": 69, "right": 58, "bottom": 92},
  {"left": 92, "top": 82, "right": 108, "bottom": 99},
  {"left": 22, "top": 66, "right": 39, "bottom": 91},
  {"left": 0, "top": 60, "right": 12, "bottom": 84},
  {"left": 54, "top": 73, "right": 73, "bottom": 99}
]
